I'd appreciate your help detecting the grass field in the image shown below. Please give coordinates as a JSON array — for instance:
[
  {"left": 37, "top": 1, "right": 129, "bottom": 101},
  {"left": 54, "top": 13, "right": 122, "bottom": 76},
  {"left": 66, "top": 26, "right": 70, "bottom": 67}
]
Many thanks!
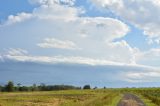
[{"left": 0, "top": 88, "right": 160, "bottom": 106}]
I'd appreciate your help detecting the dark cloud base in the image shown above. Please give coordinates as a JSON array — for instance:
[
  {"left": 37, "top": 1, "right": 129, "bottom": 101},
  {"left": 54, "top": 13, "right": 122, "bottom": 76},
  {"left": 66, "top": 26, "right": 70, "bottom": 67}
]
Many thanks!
[{"left": 0, "top": 61, "right": 159, "bottom": 87}]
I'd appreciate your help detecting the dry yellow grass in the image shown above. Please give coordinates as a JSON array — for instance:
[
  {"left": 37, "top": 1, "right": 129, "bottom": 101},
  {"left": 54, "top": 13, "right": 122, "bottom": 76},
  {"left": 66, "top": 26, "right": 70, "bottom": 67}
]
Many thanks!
[{"left": 0, "top": 89, "right": 121, "bottom": 106}]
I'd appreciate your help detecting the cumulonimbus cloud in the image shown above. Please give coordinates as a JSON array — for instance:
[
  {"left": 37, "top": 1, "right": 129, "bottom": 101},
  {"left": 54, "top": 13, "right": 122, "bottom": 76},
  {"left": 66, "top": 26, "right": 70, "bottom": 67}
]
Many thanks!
[{"left": 0, "top": 0, "right": 134, "bottom": 64}]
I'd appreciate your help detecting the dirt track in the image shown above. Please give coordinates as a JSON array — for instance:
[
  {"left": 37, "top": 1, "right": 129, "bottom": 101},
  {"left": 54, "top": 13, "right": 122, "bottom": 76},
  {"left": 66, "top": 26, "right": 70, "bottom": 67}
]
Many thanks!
[{"left": 117, "top": 93, "right": 146, "bottom": 106}]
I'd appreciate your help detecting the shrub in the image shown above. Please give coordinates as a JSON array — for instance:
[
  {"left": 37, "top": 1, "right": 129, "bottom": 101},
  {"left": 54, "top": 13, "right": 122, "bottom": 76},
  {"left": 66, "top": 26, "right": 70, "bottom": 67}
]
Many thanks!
[{"left": 83, "top": 85, "right": 91, "bottom": 89}]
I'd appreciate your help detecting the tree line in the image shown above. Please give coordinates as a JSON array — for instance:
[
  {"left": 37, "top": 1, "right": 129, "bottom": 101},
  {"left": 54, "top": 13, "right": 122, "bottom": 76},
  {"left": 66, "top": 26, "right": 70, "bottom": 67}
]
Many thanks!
[{"left": 0, "top": 81, "right": 91, "bottom": 92}]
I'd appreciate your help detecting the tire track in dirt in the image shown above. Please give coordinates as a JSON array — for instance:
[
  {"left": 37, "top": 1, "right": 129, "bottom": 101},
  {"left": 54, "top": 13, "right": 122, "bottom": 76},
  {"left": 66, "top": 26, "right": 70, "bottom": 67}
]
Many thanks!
[{"left": 117, "top": 93, "right": 146, "bottom": 106}]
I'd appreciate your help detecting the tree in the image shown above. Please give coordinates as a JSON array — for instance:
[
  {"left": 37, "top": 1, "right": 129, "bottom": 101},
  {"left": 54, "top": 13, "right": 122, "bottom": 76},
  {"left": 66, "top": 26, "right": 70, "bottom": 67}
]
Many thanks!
[
  {"left": 83, "top": 85, "right": 91, "bottom": 89},
  {"left": 19, "top": 86, "right": 29, "bottom": 91},
  {"left": 31, "top": 84, "right": 38, "bottom": 91},
  {"left": 17, "top": 83, "right": 21, "bottom": 87},
  {"left": 5, "top": 81, "right": 14, "bottom": 92},
  {"left": 39, "top": 83, "right": 46, "bottom": 91},
  {"left": 93, "top": 86, "right": 98, "bottom": 89},
  {"left": 0, "top": 85, "right": 2, "bottom": 92},
  {"left": 16, "top": 83, "right": 21, "bottom": 91}
]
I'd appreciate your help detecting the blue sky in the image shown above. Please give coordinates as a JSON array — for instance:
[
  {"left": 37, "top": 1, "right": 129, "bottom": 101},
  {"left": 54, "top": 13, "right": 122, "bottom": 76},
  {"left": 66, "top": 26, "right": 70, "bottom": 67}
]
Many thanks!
[
  {"left": 0, "top": 0, "right": 160, "bottom": 87},
  {"left": 0, "top": 0, "right": 34, "bottom": 22}
]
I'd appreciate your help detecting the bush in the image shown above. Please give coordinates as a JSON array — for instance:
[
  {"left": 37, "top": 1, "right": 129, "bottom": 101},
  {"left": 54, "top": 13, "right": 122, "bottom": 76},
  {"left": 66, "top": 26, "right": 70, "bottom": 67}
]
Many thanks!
[{"left": 83, "top": 85, "right": 91, "bottom": 89}]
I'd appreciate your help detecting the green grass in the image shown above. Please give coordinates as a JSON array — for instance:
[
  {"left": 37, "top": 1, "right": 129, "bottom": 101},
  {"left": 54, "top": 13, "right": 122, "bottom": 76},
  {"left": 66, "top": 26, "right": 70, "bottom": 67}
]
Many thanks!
[
  {"left": 0, "top": 88, "right": 160, "bottom": 106},
  {"left": 118, "top": 88, "right": 160, "bottom": 106}
]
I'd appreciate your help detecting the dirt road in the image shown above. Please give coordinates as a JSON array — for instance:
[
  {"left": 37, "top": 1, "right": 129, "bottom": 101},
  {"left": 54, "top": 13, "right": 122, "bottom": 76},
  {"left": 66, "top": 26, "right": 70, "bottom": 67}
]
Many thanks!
[{"left": 117, "top": 93, "right": 146, "bottom": 106}]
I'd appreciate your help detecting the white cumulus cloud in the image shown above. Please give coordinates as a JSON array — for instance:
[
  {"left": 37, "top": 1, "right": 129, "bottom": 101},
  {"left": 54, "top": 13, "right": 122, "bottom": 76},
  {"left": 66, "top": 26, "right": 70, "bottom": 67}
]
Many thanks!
[
  {"left": 37, "top": 38, "right": 81, "bottom": 50},
  {"left": 4, "top": 12, "right": 32, "bottom": 25},
  {"left": 29, "top": 0, "right": 75, "bottom": 6},
  {"left": 7, "top": 48, "right": 28, "bottom": 56},
  {"left": 0, "top": 48, "right": 146, "bottom": 66},
  {"left": 125, "top": 70, "right": 160, "bottom": 83},
  {"left": 136, "top": 48, "right": 160, "bottom": 67},
  {"left": 90, "top": 0, "right": 160, "bottom": 44}
]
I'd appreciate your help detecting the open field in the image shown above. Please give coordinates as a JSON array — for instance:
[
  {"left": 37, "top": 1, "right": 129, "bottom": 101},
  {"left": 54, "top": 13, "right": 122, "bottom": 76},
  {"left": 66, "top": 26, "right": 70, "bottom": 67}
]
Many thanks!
[{"left": 0, "top": 88, "right": 160, "bottom": 106}]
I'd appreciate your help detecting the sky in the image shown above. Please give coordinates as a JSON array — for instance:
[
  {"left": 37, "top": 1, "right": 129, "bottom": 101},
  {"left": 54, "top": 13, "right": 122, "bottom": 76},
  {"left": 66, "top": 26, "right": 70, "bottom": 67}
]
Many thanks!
[{"left": 0, "top": 0, "right": 160, "bottom": 87}]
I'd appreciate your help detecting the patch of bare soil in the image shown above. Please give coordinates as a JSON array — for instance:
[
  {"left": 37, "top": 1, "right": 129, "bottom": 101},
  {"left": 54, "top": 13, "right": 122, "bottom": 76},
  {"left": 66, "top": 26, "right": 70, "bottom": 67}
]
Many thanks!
[{"left": 117, "top": 93, "right": 146, "bottom": 106}]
